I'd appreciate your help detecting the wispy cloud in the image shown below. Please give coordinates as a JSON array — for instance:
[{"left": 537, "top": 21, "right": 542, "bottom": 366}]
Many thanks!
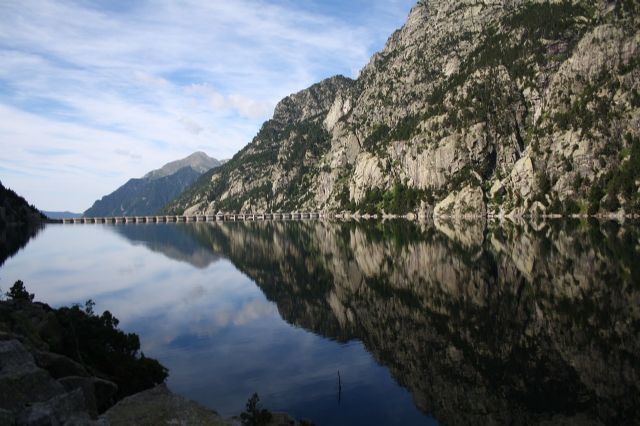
[{"left": 0, "top": 0, "right": 416, "bottom": 211}]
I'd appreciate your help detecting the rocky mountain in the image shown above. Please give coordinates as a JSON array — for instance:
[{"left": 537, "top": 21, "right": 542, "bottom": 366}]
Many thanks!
[
  {"left": 143, "top": 151, "right": 222, "bottom": 180},
  {"left": 0, "top": 181, "right": 45, "bottom": 267},
  {"left": 166, "top": 0, "right": 640, "bottom": 217},
  {"left": 84, "top": 152, "right": 221, "bottom": 217}
]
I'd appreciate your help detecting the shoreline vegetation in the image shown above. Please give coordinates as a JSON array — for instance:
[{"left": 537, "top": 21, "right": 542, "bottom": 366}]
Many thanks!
[{"left": 0, "top": 281, "right": 310, "bottom": 426}]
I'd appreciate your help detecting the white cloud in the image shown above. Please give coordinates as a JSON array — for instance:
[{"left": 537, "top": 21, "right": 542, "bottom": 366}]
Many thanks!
[{"left": 179, "top": 116, "right": 204, "bottom": 135}]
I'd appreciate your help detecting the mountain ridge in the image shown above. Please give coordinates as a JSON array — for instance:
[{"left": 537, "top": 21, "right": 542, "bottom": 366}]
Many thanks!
[
  {"left": 84, "top": 152, "right": 222, "bottom": 217},
  {"left": 143, "top": 151, "right": 221, "bottom": 180}
]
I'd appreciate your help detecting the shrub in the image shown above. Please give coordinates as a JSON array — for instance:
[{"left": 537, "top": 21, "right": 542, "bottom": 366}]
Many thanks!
[{"left": 563, "top": 199, "right": 581, "bottom": 215}]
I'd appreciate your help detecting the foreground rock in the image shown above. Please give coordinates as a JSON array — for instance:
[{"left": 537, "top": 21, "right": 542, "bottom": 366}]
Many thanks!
[
  {"left": 0, "top": 289, "right": 308, "bottom": 426},
  {"left": 0, "top": 288, "right": 166, "bottom": 425},
  {"left": 0, "top": 338, "right": 235, "bottom": 426},
  {"left": 102, "top": 384, "right": 226, "bottom": 426},
  {"left": 0, "top": 339, "right": 107, "bottom": 425}
]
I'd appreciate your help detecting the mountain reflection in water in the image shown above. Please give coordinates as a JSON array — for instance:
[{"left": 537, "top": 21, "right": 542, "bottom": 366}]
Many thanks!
[{"left": 1, "top": 219, "right": 638, "bottom": 425}]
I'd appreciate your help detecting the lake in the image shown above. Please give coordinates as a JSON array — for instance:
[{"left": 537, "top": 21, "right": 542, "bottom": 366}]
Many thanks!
[{"left": 1, "top": 219, "right": 638, "bottom": 425}]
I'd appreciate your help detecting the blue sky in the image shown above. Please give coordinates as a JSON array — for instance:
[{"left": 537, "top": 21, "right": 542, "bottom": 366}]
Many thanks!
[{"left": 0, "top": 0, "right": 416, "bottom": 211}]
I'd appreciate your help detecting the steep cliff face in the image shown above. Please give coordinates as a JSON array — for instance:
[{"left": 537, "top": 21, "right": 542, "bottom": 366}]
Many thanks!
[{"left": 167, "top": 0, "right": 640, "bottom": 216}]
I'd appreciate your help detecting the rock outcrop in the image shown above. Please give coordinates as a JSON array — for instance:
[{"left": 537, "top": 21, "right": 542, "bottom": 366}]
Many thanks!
[
  {"left": 166, "top": 1, "right": 640, "bottom": 218},
  {"left": 103, "top": 384, "right": 225, "bottom": 426},
  {"left": 0, "top": 338, "right": 109, "bottom": 425},
  {"left": 433, "top": 185, "right": 486, "bottom": 218}
]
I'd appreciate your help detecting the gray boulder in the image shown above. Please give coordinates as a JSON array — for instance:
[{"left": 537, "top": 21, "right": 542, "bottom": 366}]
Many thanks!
[
  {"left": 59, "top": 376, "right": 118, "bottom": 416},
  {"left": 33, "top": 351, "right": 89, "bottom": 379},
  {"left": 102, "top": 383, "right": 226, "bottom": 426},
  {"left": 0, "top": 340, "right": 64, "bottom": 411}
]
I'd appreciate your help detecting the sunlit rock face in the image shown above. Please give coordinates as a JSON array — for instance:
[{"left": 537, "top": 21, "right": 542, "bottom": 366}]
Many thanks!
[
  {"left": 164, "top": 219, "right": 640, "bottom": 425},
  {"left": 166, "top": 1, "right": 640, "bottom": 217}
]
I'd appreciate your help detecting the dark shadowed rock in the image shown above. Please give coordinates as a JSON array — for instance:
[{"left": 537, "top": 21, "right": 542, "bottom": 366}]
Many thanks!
[
  {"left": 33, "top": 350, "right": 89, "bottom": 379},
  {"left": 0, "top": 340, "right": 64, "bottom": 411},
  {"left": 15, "top": 388, "right": 99, "bottom": 426},
  {"left": 0, "top": 408, "right": 16, "bottom": 425},
  {"left": 59, "top": 376, "right": 118, "bottom": 416}
]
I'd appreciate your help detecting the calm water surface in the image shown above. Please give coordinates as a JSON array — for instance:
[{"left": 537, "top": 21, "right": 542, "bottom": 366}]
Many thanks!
[{"left": 1, "top": 219, "right": 638, "bottom": 425}]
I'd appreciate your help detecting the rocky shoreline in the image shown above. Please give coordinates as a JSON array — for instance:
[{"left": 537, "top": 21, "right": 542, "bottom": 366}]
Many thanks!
[{"left": 0, "top": 286, "right": 300, "bottom": 426}]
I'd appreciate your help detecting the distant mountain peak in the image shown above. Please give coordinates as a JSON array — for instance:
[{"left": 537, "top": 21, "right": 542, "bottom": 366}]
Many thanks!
[
  {"left": 143, "top": 152, "right": 221, "bottom": 180},
  {"left": 83, "top": 152, "right": 223, "bottom": 217}
]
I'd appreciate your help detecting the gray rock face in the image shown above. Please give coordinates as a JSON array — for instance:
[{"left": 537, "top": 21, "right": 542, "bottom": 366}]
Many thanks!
[
  {"left": 165, "top": 1, "right": 640, "bottom": 217},
  {"left": 0, "top": 338, "right": 225, "bottom": 425},
  {"left": 434, "top": 185, "right": 486, "bottom": 218},
  {"left": 59, "top": 376, "right": 118, "bottom": 416},
  {"left": 102, "top": 384, "right": 226, "bottom": 426},
  {"left": 16, "top": 388, "right": 100, "bottom": 426},
  {"left": 0, "top": 339, "right": 106, "bottom": 425},
  {"left": 0, "top": 340, "right": 64, "bottom": 412},
  {"left": 273, "top": 75, "right": 355, "bottom": 125},
  {"left": 33, "top": 350, "right": 90, "bottom": 379},
  {"left": 144, "top": 152, "right": 222, "bottom": 180}
]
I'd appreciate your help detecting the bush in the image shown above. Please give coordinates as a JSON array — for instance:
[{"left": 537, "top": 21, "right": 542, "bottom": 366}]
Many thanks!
[{"left": 563, "top": 199, "right": 581, "bottom": 215}]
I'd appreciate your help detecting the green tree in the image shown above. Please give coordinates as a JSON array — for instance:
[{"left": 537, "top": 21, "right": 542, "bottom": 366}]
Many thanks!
[
  {"left": 5, "top": 280, "right": 34, "bottom": 302},
  {"left": 240, "top": 393, "right": 272, "bottom": 426}
]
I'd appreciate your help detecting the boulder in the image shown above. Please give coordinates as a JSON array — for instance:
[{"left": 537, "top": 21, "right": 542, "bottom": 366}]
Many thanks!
[
  {"left": 33, "top": 350, "right": 89, "bottom": 379},
  {"left": 508, "top": 155, "right": 536, "bottom": 201},
  {"left": 490, "top": 180, "right": 505, "bottom": 199},
  {"left": 434, "top": 185, "right": 486, "bottom": 219},
  {"left": 0, "top": 339, "right": 107, "bottom": 425},
  {"left": 102, "top": 383, "right": 226, "bottom": 426},
  {"left": 16, "top": 388, "right": 99, "bottom": 426},
  {"left": 0, "top": 340, "right": 64, "bottom": 411},
  {"left": 59, "top": 376, "right": 118, "bottom": 415}
]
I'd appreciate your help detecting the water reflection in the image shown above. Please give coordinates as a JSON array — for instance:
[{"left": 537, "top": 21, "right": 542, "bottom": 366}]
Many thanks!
[
  {"left": 147, "top": 219, "right": 639, "bottom": 425},
  {"left": 1, "top": 219, "right": 639, "bottom": 425},
  {"left": 0, "top": 222, "right": 41, "bottom": 268},
  {"left": 112, "top": 224, "right": 220, "bottom": 268}
]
